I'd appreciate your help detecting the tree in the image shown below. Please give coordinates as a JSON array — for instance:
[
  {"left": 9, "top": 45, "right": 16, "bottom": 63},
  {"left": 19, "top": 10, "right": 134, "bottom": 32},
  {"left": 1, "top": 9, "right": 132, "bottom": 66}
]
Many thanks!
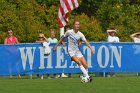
[{"left": 0, "top": 0, "right": 139, "bottom": 43}]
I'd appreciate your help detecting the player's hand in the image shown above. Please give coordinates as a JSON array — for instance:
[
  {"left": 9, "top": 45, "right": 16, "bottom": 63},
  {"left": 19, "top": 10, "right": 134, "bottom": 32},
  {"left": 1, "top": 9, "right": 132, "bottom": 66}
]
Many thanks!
[
  {"left": 91, "top": 49, "right": 95, "bottom": 54},
  {"left": 78, "top": 41, "right": 82, "bottom": 47},
  {"left": 53, "top": 46, "right": 57, "bottom": 51},
  {"left": 61, "top": 41, "right": 66, "bottom": 47}
]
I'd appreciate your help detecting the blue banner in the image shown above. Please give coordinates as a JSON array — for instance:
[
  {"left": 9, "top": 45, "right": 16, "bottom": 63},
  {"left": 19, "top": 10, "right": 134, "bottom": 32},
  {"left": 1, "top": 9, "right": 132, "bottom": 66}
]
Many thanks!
[{"left": 0, "top": 42, "right": 140, "bottom": 75}]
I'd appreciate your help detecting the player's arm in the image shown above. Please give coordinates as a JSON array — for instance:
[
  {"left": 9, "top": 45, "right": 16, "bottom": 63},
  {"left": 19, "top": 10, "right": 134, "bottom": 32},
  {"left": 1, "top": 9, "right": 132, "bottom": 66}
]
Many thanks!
[
  {"left": 54, "top": 30, "right": 70, "bottom": 50},
  {"left": 61, "top": 40, "right": 66, "bottom": 47},
  {"left": 53, "top": 35, "right": 65, "bottom": 51},
  {"left": 83, "top": 40, "right": 94, "bottom": 54},
  {"left": 78, "top": 40, "right": 82, "bottom": 47},
  {"left": 80, "top": 33, "right": 94, "bottom": 54}
]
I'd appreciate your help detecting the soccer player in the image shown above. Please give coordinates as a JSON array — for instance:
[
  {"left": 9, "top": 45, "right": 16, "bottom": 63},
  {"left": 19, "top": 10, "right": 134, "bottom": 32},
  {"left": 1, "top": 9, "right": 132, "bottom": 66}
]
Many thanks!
[{"left": 53, "top": 20, "right": 94, "bottom": 82}]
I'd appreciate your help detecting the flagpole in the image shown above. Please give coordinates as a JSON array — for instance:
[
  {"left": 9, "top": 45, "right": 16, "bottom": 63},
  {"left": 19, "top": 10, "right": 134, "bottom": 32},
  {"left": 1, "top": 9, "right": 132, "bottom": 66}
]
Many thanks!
[
  {"left": 60, "top": 26, "right": 66, "bottom": 77},
  {"left": 60, "top": 27, "right": 64, "bottom": 37}
]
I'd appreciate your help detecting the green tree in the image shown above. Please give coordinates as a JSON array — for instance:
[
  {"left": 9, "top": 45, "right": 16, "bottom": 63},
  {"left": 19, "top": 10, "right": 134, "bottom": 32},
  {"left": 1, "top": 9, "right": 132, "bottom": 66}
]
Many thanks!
[
  {"left": 0, "top": 0, "right": 139, "bottom": 43},
  {"left": 96, "top": 0, "right": 140, "bottom": 41}
]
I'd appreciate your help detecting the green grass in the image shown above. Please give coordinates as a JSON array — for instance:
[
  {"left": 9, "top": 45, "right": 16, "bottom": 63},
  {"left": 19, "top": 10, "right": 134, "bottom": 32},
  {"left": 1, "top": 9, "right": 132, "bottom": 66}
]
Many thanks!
[{"left": 0, "top": 77, "right": 140, "bottom": 93}]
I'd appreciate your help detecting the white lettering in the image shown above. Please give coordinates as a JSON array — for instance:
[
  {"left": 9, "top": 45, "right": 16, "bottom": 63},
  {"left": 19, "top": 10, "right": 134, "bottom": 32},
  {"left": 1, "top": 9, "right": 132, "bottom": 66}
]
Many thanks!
[
  {"left": 19, "top": 47, "right": 36, "bottom": 70},
  {"left": 110, "top": 46, "right": 122, "bottom": 68},
  {"left": 97, "top": 45, "right": 109, "bottom": 68},
  {"left": 55, "top": 46, "right": 67, "bottom": 68},
  {"left": 39, "top": 47, "right": 53, "bottom": 69}
]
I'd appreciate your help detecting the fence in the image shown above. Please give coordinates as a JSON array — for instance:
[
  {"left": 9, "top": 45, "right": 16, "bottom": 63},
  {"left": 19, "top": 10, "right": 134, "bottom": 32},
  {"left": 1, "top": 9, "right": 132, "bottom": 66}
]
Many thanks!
[{"left": 0, "top": 42, "right": 140, "bottom": 76}]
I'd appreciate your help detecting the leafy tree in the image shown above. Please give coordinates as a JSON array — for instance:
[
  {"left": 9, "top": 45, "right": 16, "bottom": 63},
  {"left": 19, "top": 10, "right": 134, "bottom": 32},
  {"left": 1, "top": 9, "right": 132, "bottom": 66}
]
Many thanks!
[
  {"left": 96, "top": 0, "right": 140, "bottom": 41},
  {"left": 0, "top": 0, "right": 139, "bottom": 43}
]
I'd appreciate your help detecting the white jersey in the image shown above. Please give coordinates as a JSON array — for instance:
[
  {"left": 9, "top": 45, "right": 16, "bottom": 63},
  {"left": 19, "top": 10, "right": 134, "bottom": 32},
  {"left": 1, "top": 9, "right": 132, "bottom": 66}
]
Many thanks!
[
  {"left": 133, "top": 37, "right": 140, "bottom": 43},
  {"left": 107, "top": 35, "right": 120, "bottom": 42},
  {"left": 64, "top": 29, "right": 86, "bottom": 51}
]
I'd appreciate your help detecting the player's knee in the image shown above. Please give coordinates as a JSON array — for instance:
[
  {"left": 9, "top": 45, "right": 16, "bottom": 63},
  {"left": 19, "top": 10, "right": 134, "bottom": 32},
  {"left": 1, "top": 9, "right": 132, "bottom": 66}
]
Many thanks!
[
  {"left": 77, "top": 62, "right": 82, "bottom": 66},
  {"left": 84, "top": 65, "right": 88, "bottom": 69}
]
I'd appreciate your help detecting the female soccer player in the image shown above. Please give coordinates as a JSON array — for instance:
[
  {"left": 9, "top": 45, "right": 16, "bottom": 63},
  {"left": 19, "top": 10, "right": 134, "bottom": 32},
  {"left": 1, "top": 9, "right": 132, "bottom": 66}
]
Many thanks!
[{"left": 53, "top": 20, "right": 94, "bottom": 82}]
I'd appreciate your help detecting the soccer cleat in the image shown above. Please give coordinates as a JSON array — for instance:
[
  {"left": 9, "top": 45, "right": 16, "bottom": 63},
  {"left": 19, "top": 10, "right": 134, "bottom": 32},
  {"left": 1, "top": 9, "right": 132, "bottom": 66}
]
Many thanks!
[{"left": 88, "top": 76, "right": 92, "bottom": 82}]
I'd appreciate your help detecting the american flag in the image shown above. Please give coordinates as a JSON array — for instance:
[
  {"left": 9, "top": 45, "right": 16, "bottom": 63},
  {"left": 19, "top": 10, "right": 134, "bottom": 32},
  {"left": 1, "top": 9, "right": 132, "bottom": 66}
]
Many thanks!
[{"left": 58, "top": 0, "right": 79, "bottom": 28}]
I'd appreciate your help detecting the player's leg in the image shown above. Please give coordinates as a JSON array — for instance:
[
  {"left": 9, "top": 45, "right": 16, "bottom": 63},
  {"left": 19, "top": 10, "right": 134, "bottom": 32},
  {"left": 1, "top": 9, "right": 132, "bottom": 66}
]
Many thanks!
[
  {"left": 71, "top": 56, "right": 89, "bottom": 77},
  {"left": 71, "top": 56, "right": 82, "bottom": 66},
  {"left": 79, "top": 57, "right": 90, "bottom": 76},
  {"left": 79, "top": 57, "right": 92, "bottom": 82},
  {"left": 79, "top": 57, "right": 88, "bottom": 70},
  {"left": 76, "top": 50, "right": 88, "bottom": 73}
]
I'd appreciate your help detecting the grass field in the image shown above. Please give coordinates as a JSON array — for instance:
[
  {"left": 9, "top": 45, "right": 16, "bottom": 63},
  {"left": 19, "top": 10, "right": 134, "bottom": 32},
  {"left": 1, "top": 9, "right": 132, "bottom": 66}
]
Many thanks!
[{"left": 0, "top": 76, "right": 140, "bottom": 93}]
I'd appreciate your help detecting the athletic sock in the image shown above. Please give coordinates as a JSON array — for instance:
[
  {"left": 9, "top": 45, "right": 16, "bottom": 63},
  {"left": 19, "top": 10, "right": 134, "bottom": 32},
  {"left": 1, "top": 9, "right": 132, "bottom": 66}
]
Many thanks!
[
  {"left": 79, "top": 65, "right": 89, "bottom": 77},
  {"left": 86, "top": 69, "right": 88, "bottom": 73}
]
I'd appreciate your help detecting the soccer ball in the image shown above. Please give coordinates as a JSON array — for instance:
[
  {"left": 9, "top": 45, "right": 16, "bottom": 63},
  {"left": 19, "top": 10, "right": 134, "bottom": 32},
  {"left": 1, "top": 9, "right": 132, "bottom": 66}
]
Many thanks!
[{"left": 80, "top": 76, "right": 89, "bottom": 83}]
